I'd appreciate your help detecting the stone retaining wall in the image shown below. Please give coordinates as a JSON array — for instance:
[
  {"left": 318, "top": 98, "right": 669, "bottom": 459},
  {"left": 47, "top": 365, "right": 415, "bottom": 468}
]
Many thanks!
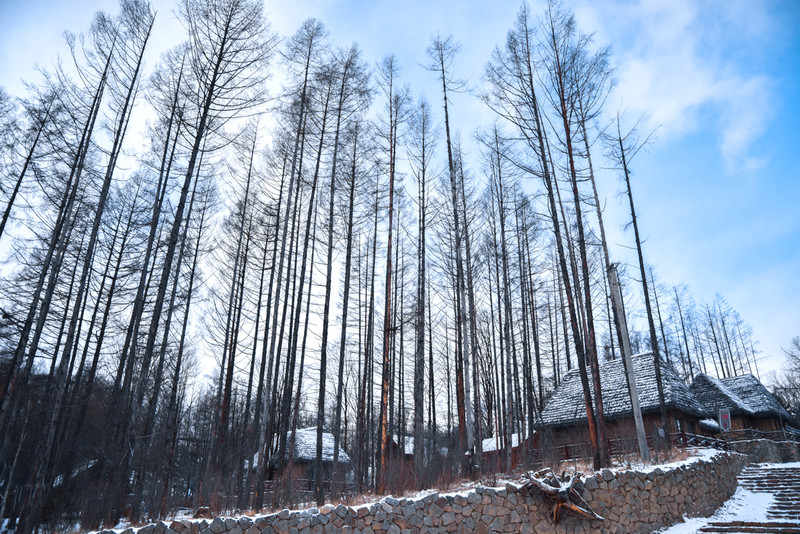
[
  {"left": 108, "top": 450, "right": 747, "bottom": 534},
  {"left": 728, "top": 438, "right": 800, "bottom": 463}
]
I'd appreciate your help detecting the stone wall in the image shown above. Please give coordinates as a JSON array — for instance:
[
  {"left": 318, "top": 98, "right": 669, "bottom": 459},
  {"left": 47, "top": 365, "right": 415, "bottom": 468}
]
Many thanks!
[
  {"left": 107, "top": 450, "right": 747, "bottom": 534},
  {"left": 728, "top": 438, "right": 800, "bottom": 463}
]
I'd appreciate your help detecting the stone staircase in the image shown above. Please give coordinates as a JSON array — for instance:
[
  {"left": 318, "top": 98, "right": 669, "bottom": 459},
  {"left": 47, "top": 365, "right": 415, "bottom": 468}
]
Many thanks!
[{"left": 699, "top": 465, "right": 800, "bottom": 533}]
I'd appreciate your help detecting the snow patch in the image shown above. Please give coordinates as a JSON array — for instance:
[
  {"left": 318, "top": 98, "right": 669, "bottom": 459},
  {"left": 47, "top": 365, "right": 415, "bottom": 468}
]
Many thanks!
[{"left": 656, "top": 485, "right": 774, "bottom": 533}]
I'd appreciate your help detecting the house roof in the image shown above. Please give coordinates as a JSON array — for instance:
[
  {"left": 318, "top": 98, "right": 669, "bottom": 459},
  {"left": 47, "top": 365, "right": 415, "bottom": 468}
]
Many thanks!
[
  {"left": 289, "top": 427, "right": 351, "bottom": 465},
  {"left": 720, "top": 374, "right": 791, "bottom": 421},
  {"left": 391, "top": 435, "right": 448, "bottom": 458},
  {"left": 689, "top": 373, "right": 755, "bottom": 417},
  {"left": 481, "top": 433, "right": 523, "bottom": 453},
  {"left": 539, "top": 352, "right": 707, "bottom": 428}
]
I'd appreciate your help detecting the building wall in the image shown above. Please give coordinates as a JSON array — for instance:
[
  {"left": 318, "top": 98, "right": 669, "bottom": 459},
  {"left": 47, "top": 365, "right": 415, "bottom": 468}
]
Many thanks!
[{"left": 539, "top": 410, "right": 704, "bottom": 460}]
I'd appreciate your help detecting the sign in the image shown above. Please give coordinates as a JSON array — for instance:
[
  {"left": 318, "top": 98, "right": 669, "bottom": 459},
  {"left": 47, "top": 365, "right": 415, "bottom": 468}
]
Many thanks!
[{"left": 719, "top": 408, "right": 731, "bottom": 432}]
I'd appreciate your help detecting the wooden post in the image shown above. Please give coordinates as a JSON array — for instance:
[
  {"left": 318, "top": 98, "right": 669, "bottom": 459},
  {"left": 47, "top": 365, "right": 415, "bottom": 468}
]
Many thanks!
[{"left": 608, "top": 264, "right": 650, "bottom": 461}]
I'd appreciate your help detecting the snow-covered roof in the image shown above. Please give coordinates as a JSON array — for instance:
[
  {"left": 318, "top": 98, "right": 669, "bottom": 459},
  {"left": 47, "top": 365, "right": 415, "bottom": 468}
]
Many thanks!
[
  {"left": 720, "top": 374, "right": 792, "bottom": 421},
  {"left": 481, "top": 433, "right": 523, "bottom": 453},
  {"left": 689, "top": 373, "right": 754, "bottom": 416},
  {"left": 699, "top": 418, "right": 721, "bottom": 432},
  {"left": 539, "top": 352, "right": 707, "bottom": 428},
  {"left": 689, "top": 373, "right": 792, "bottom": 422},
  {"left": 391, "top": 435, "right": 447, "bottom": 458},
  {"left": 288, "top": 427, "right": 351, "bottom": 465}
]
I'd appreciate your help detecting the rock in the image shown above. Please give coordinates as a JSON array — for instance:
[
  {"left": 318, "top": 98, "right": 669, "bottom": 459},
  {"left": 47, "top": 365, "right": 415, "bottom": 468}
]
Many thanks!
[
  {"left": 488, "top": 516, "right": 504, "bottom": 531},
  {"left": 208, "top": 518, "right": 226, "bottom": 534},
  {"left": 583, "top": 476, "right": 599, "bottom": 490}
]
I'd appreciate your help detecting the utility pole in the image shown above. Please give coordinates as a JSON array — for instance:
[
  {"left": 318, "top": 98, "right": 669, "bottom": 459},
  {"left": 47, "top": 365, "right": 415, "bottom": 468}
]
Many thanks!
[{"left": 608, "top": 264, "right": 649, "bottom": 461}]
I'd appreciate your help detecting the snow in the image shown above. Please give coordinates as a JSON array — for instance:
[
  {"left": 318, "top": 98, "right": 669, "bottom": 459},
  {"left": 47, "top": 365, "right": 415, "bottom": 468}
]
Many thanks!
[
  {"left": 722, "top": 374, "right": 793, "bottom": 419},
  {"left": 690, "top": 373, "right": 753, "bottom": 415},
  {"left": 690, "top": 373, "right": 792, "bottom": 422},
  {"left": 657, "top": 461, "right": 800, "bottom": 533},
  {"left": 481, "top": 433, "right": 523, "bottom": 453},
  {"left": 657, "top": 485, "right": 775, "bottom": 533},
  {"left": 391, "top": 435, "right": 447, "bottom": 458},
  {"left": 699, "top": 418, "right": 721, "bottom": 432},
  {"left": 605, "top": 447, "right": 724, "bottom": 474},
  {"left": 286, "top": 427, "right": 351, "bottom": 465}
]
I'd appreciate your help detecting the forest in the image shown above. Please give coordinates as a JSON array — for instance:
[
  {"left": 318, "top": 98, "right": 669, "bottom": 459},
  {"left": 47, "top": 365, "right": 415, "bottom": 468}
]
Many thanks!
[{"left": 0, "top": 0, "right": 766, "bottom": 531}]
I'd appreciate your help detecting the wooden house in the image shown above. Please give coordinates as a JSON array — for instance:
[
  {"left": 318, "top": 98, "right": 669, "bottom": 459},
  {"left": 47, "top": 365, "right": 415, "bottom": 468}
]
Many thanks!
[
  {"left": 272, "top": 427, "right": 352, "bottom": 488},
  {"left": 479, "top": 432, "right": 536, "bottom": 470},
  {"left": 538, "top": 353, "right": 708, "bottom": 457},
  {"left": 690, "top": 373, "right": 793, "bottom": 435}
]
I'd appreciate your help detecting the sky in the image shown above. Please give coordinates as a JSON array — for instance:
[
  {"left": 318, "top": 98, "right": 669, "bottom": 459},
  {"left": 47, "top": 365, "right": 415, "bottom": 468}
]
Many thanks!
[{"left": 1, "top": 0, "right": 799, "bottom": 377}]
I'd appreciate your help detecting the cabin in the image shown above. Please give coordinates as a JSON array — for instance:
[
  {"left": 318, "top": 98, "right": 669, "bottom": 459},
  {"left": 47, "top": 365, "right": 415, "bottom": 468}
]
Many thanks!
[
  {"left": 690, "top": 373, "right": 794, "bottom": 436},
  {"left": 538, "top": 353, "right": 708, "bottom": 458},
  {"left": 272, "top": 427, "right": 352, "bottom": 489},
  {"left": 479, "top": 432, "right": 536, "bottom": 470},
  {"left": 387, "top": 434, "right": 447, "bottom": 465}
]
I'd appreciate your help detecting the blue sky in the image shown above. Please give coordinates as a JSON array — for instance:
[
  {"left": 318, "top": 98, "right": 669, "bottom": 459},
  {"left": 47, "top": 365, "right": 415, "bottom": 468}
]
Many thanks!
[{"left": 1, "top": 0, "right": 798, "bottom": 376}]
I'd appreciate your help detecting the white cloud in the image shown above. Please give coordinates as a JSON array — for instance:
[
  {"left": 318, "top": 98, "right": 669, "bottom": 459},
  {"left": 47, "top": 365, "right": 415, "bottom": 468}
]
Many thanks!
[{"left": 575, "top": 0, "right": 775, "bottom": 173}]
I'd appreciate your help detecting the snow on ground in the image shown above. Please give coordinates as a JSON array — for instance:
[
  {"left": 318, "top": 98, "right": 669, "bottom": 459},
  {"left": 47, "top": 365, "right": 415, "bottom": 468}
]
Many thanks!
[
  {"left": 656, "top": 461, "right": 800, "bottom": 533},
  {"left": 656, "top": 485, "right": 774, "bottom": 533},
  {"left": 589, "top": 447, "right": 724, "bottom": 475}
]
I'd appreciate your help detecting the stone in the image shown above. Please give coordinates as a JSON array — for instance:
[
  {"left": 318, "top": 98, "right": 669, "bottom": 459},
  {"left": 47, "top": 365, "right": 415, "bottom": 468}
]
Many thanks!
[
  {"left": 442, "top": 512, "right": 456, "bottom": 525},
  {"left": 488, "top": 516, "right": 504, "bottom": 531},
  {"left": 209, "top": 518, "right": 226, "bottom": 533},
  {"left": 385, "top": 496, "right": 400, "bottom": 506},
  {"left": 583, "top": 477, "right": 599, "bottom": 490}
]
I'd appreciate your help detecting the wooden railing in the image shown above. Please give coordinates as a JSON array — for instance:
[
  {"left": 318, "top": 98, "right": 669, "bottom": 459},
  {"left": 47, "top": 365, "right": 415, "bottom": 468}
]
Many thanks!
[{"left": 535, "top": 427, "right": 799, "bottom": 463}]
